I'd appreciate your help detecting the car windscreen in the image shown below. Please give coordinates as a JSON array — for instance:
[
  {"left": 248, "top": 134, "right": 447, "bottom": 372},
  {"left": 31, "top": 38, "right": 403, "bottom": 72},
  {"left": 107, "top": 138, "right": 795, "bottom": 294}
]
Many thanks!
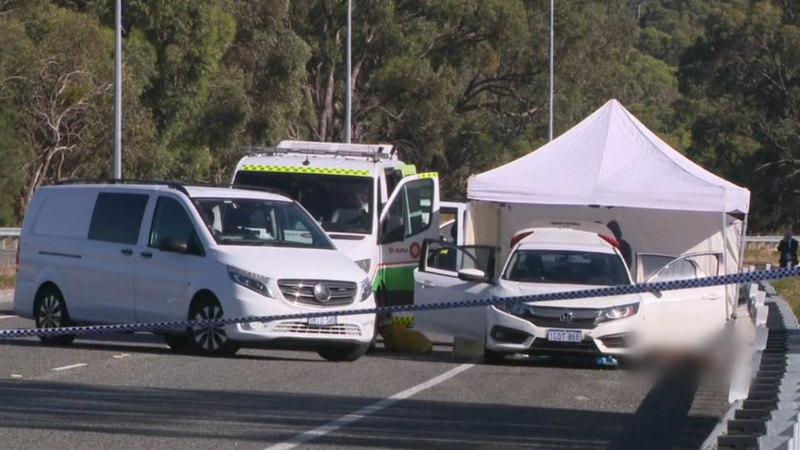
[
  {"left": 503, "top": 249, "right": 631, "bottom": 286},
  {"left": 233, "top": 171, "right": 374, "bottom": 234},
  {"left": 192, "top": 198, "right": 335, "bottom": 249}
]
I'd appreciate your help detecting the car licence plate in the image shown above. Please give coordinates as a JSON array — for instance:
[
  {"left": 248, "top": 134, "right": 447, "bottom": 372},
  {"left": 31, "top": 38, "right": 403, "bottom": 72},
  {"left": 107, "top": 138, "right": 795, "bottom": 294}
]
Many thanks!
[
  {"left": 308, "top": 316, "right": 337, "bottom": 327},
  {"left": 547, "top": 329, "right": 582, "bottom": 342}
]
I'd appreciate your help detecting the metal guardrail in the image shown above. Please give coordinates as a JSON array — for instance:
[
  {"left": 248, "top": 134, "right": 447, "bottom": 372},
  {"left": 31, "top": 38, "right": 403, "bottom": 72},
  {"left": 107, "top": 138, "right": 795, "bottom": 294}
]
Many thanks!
[
  {"left": 748, "top": 236, "right": 783, "bottom": 244},
  {"left": 705, "top": 266, "right": 800, "bottom": 449}
]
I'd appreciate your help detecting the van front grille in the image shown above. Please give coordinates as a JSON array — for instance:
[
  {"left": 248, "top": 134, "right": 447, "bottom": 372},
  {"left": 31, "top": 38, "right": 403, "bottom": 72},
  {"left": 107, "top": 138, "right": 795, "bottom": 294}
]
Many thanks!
[
  {"left": 277, "top": 279, "right": 357, "bottom": 306},
  {"left": 272, "top": 321, "right": 362, "bottom": 336}
]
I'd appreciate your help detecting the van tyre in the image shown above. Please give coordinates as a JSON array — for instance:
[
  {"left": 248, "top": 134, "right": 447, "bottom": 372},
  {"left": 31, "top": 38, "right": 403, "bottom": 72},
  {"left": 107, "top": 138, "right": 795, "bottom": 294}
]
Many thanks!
[
  {"left": 186, "top": 295, "right": 239, "bottom": 357},
  {"left": 317, "top": 343, "right": 369, "bottom": 362},
  {"left": 35, "top": 286, "right": 75, "bottom": 345}
]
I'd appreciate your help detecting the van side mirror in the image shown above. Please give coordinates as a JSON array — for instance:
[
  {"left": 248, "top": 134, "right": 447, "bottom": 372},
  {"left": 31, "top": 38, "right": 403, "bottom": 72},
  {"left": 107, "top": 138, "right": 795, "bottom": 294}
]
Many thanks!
[
  {"left": 159, "top": 237, "right": 189, "bottom": 254},
  {"left": 458, "top": 268, "right": 487, "bottom": 283}
]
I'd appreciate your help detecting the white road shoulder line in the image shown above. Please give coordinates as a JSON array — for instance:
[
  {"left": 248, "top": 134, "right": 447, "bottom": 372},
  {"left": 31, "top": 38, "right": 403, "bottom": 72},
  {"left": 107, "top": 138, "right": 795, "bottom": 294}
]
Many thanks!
[
  {"left": 264, "top": 363, "right": 474, "bottom": 450},
  {"left": 52, "top": 363, "right": 87, "bottom": 372},
  {"left": 0, "top": 315, "right": 17, "bottom": 320}
]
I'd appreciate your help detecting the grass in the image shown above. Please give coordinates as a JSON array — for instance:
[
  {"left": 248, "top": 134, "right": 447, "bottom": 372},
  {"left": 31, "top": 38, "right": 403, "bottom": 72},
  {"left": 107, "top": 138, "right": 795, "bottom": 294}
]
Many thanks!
[
  {"left": 0, "top": 265, "right": 14, "bottom": 290},
  {"left": 744, "top": 246, "right": 800, "bottom": 318}
]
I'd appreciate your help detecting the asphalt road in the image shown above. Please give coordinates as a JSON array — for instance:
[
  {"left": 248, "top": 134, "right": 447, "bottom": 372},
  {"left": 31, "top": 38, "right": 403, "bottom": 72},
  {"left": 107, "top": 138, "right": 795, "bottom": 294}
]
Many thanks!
[{"left": 0, "top": 290, "right": 727, "bottom": 450}]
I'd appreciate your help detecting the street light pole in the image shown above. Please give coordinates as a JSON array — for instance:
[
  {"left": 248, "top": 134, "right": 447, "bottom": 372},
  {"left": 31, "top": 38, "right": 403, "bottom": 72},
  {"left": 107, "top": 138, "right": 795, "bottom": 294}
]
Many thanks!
[
  {"left": 113, "top": 0, "right": 122, "bottom": 178},
  {"left": 345, "top": 0, "right": 352, "bottom": 143},
  {"left": 548, "top": 0, "right": 554, "bottom": 142}
]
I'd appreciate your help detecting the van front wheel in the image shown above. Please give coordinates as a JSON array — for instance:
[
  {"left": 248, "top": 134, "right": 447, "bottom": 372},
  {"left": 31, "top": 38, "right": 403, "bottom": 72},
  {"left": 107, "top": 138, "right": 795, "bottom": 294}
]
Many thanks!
[
  {"left": 35, "top": 287, "right": 75, "bottom": 345},
  {"left": 186, "top": 295, "right": 239, "bottom": 357}
]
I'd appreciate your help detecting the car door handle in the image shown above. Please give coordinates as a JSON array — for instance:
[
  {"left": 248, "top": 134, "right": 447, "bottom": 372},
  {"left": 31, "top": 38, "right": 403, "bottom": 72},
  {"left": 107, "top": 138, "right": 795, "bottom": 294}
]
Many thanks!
[
  {"left": 703, "top": 294, "right": 721, "bottom": 300},
  {"left": 141, "top": 252, "right": 153, "bottom": 259},
  {"left": 120, "top": 249, "right": 133, "bottom": 256}
]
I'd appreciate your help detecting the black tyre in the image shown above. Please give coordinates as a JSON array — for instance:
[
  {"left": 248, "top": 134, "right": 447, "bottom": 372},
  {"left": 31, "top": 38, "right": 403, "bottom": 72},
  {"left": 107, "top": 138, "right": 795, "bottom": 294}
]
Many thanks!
[
  {"left": 186, "top": 295, "right": 239, "bottom": 357},
  {"left": 317, "top": 344, "right": 369, "bottom": 362},
  {"left": 35, "top": 286, "right": 75, "bottom": 345},
  {"left": 163, "top": 333, "right": 191, "bottom": 353},
  {"left": 483, "top": 347, "right": 507, "bottom": 365}
]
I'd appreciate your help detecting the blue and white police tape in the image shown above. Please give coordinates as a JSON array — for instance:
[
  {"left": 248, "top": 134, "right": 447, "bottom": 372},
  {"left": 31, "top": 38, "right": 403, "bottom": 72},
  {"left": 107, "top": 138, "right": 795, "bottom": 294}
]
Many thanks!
[{"left": 1, "top": 265, "right": 796, "bottom": 340}]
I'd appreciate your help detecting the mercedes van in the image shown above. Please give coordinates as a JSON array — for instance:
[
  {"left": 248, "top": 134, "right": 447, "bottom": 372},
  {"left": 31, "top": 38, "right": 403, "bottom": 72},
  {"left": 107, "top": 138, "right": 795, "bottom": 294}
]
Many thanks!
[{"left": 14, "top": 181, "right": 375, "bottom": 361}]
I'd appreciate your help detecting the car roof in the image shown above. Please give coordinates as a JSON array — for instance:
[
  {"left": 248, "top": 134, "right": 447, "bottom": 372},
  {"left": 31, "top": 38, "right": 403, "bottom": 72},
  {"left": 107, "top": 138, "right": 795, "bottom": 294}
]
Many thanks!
[
  {"left": 40, "top": 183, "right": 291, "bottom": 202},
  {"left": 515, "top": 227, "right": 618, "bottom": 254}
]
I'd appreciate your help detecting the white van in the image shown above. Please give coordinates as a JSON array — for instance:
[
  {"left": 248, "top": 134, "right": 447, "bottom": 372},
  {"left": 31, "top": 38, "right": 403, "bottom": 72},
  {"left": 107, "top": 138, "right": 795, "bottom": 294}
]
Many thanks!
[{"left": 14, "top": 181, "right": 376, "bottom": 361}]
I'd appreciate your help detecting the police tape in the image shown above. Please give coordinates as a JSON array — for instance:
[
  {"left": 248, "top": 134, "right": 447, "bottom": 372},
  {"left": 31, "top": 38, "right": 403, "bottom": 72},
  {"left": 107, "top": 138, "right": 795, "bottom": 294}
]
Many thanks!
[{"left": 1, "top": 265, "right": 797, "bottom": 339}]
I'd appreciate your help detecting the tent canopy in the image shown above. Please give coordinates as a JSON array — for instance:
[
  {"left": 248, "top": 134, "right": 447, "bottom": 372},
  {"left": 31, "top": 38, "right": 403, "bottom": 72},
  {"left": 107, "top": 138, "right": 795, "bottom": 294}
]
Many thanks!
[{"left": 467, "top": 99, "right": 750, "bottom": 214}]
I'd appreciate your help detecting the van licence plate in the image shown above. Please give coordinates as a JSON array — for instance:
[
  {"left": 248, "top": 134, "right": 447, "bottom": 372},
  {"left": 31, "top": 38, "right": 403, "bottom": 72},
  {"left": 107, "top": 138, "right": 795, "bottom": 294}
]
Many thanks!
[
  {"left": 547, "top": 329, "right": 582, "bottom": 342},
  {"left": 308, "top": 316, "right": 337, "bottom": 327}
]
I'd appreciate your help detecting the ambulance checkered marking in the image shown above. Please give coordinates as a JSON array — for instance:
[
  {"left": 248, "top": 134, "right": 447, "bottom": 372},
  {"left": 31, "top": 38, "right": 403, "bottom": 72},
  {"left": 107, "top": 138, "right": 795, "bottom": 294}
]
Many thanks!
[
  {"left": 239, "top": 165, "right": 371, "bottom": 176},
  {"left": 2, "top": 266, "right": 797, "bottom": 339},
  {"left": 392, "top": 315, "right": 415, "bottom": 328}
]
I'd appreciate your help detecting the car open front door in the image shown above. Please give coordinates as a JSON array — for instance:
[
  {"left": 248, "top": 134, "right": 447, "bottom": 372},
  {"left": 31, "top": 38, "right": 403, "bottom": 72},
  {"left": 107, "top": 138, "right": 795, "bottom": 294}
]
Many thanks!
[
  {"left": 639, "top": 252, "right": 725, "bottom": 350},
  {"left": 377, "top": 174, "right": 440, "bottom": 306},
  {"left": 413, "top": 239, "right": 496, "bottom": 340}
]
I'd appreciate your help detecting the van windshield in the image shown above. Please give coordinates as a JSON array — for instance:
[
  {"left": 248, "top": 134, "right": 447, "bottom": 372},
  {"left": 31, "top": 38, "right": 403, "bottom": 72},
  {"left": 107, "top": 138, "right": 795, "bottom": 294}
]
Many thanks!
[
  {"left": 503, "top": 250, "right": 631, "bottom": 286},
  {"left": 233, "top": 171, "right": 373, "bottom": 234},
  {"left": 192, "top": 198, "right": 335, "bottom": 249}
]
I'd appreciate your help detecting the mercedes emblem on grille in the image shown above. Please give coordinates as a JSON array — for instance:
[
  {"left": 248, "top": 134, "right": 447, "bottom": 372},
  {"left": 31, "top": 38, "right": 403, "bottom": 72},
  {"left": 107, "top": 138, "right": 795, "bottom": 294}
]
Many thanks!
[
  {"left": 313, "top": 283, "right": 332, "bottom": 303},
  {"left": 559, "top": 311, "right": 573, "bottom": 323}
]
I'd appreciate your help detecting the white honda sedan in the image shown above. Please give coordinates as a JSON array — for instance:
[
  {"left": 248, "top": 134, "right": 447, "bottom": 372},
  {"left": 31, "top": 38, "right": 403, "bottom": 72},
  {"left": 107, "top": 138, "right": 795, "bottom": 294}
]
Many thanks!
[{"left": 413, "top": 224, "right": 726, "bottom": 363}]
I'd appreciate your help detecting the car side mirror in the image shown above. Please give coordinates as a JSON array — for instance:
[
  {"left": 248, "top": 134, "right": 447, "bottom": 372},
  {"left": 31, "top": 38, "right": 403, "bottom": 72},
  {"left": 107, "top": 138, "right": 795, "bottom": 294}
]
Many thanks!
[
  {"left": 159, "top": 237, "right": 189, "bottom": 254},
  {"left": 458, "top": 268, "right": 487, "bottom": 283}
]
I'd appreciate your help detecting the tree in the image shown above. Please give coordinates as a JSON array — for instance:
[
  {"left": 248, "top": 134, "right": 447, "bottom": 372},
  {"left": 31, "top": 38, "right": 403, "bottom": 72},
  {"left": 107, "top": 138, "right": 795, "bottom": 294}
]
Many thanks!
[{"left": 679, "top": 0, "right": 800, "bottom": 231}]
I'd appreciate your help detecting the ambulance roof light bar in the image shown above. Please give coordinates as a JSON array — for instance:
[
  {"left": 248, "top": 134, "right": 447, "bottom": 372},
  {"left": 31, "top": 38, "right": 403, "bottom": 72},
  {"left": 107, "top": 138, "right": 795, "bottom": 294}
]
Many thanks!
[{"left": 239, "top": 140, "right": 396, "bottom": 161}]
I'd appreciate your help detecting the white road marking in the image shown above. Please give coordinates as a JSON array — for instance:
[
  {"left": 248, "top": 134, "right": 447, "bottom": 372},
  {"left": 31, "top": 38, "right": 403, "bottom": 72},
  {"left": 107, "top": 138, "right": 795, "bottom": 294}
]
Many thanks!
[
  {"left": 52, "top": 363, "right": 87, "bottom": 372},
  {"left": 0, "top": 315, "right": 17, "bottom": 320},
  {"left": 264, "top": 363, "right": 474, "bottom": 450}
]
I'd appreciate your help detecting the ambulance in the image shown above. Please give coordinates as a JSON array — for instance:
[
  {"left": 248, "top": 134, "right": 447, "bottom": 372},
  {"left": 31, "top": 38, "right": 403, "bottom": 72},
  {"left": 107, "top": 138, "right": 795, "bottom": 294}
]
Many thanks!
[{"left": 232, "top": 140, "right": 463, "bottom": 310}]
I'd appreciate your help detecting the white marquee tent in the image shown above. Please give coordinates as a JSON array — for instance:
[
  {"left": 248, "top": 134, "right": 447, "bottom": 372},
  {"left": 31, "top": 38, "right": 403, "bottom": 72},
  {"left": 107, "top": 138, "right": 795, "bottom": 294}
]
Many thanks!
[{"left": 465, "top": 99, "right": 751, "bottom": 316}]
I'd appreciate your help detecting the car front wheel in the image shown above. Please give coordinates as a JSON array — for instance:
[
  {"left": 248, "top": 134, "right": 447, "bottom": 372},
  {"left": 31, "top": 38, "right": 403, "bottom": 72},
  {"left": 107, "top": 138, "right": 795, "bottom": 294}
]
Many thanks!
[{"left": 35, "top": 286, "right": 75, "bottom": 346}]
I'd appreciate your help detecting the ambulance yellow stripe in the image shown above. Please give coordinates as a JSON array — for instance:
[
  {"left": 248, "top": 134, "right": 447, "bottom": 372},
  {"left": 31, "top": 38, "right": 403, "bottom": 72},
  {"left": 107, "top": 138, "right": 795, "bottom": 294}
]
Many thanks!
[
  {"left": 417, "top": 172, "right": 438, "bottom": 179},
  {"left": 240, "top": 165, "right": 372, "bottom": 176}
]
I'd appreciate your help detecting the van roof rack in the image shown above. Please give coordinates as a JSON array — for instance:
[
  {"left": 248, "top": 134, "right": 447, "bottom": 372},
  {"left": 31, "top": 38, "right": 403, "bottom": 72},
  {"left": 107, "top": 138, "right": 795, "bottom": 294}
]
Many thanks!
[
  {"left": 54, "top": 179, "right": 195, "bottom": 197},
  {"left": 240, "top": 140, "right": 395, "bottom": 161}
]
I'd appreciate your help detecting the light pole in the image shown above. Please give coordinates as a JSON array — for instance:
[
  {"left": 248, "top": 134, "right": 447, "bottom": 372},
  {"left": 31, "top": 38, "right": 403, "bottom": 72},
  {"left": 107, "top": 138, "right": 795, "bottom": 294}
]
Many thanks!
[
  {"left": 113, "top": 0, "right": 122, "bottom": 178},
  {"left": 548, "top": 0, "right": 554, "bottom": 142},
  {"left": 345, "top": 0, "right": 352, "bottom": 143}
]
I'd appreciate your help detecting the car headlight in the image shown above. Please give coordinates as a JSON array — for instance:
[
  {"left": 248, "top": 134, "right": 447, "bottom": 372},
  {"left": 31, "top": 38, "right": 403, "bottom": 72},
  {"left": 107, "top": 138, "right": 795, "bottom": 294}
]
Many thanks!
[
  {"left": 494, "top": 301, "right": 527, "bottom": 316},
  {"left": 600, "top": 303, "right": 639, "bottom": 321},
  {"left": 355, "top": 258, "right": 371, "bottom": 274},
  {"left": 360, "top": 277, "right": 373, "bottom": 302},
  {"left": 228, "top": 266, "right": 274, "bottom": 298}
]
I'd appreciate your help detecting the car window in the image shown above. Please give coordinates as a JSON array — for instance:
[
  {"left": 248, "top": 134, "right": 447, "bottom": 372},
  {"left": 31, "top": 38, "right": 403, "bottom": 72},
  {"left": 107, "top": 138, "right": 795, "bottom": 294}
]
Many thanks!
[
  {"left": 424, "top": 241, "right": 495, "bottom": 278},
  {"left": 503, "top": 250, "right": 631, "bottom": 286},
  {"left": 88, "top": 192, "right": 149, "bottom": 245},
  {"left": 649, "top": 260, "right": 698, "bottom": 282},
  {"left": 233, "top": 171, "right": 374, "bottom": 234},
  {"left": 149, "top": 196, "right": 203, "bottom": 255},
  {"left": 193, "top": 198, "right": 335, "bottom": 249}
]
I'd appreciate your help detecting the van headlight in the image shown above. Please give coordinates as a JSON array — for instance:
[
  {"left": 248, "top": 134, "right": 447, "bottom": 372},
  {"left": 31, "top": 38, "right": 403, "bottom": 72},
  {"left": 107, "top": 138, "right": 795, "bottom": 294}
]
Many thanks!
[
  {"left": 599, "top": 303, "right": 639, "bottom": 322},
  {"left": 355, "top": 258, "right": 371, "bottom": 274},
  {"left": 360, "top": 277, "right": 373, "bottom": 302},
  {"left": 228, "top": 266, "right": 274, "bottom": 298}
]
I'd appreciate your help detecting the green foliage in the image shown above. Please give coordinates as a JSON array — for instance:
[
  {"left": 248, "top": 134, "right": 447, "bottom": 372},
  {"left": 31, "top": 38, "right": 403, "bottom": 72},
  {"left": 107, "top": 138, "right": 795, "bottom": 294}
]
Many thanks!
[{"left": 0, "top": 0, "right": 793, "bottom": 231}]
